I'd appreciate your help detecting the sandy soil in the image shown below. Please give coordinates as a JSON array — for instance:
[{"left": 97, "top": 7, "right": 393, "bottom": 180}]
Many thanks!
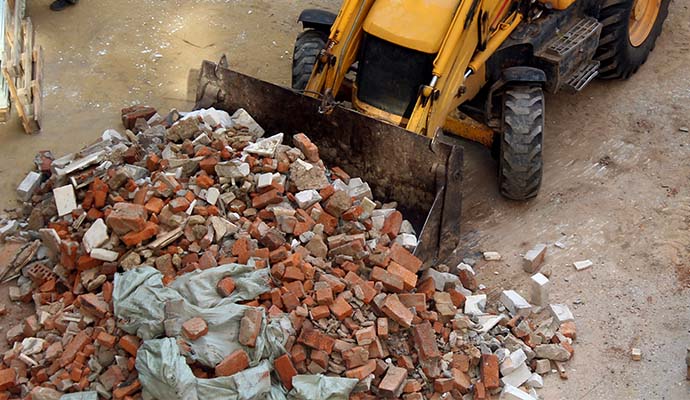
[{"left": 0, "top": 0, "right": 688, "bottom": 399}]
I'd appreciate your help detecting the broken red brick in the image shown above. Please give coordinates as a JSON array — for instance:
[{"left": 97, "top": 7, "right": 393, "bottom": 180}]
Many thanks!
[
  {"left": 274, "top": 353, "right": 298, "bottom": 390},
  {"left": 215, "top": 349, "right": 250, "bottom": 377},
  {"left": 480, "top": 354, "right": 499, "bottom": 390},
  {"left": 239, "top": 308, "right": 263, "bottom": 348},
  {"left": 182, "top": 317, "right": 209, "bottom": 340}
]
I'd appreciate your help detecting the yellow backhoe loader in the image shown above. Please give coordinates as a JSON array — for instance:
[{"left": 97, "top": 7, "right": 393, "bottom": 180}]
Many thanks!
[{"left": 196, "top": 0, "right": 668, "bottom": 263}]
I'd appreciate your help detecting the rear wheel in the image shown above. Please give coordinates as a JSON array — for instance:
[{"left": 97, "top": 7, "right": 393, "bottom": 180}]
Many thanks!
[
  {"left": 292, "top": 29, "right": 327, "bottom": 90},
  {"left": 499, "top": 85, "right": 544, "bottom": 201},
  {"left": 595, "top": 0, "right": 670, "bottom": 79}
]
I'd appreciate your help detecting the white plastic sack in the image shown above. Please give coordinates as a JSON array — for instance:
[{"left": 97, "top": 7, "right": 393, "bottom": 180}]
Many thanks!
[{"left": 288, "top": 375, "right": 358, "bottom": 400}]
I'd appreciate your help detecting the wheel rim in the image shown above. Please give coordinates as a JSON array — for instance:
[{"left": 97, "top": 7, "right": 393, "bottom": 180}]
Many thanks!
[{"left": 628, "top": 0, "right": 661, "bottom": 47}]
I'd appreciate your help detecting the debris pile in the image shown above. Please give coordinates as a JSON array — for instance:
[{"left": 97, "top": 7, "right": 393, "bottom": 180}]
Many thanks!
[{"left": 1, "top": 105, "right": 576, "bottom": 399}]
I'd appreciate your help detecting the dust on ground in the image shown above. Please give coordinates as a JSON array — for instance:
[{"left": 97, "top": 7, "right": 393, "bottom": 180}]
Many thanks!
[{"left": 0, "top": 0, "right": 688, "bottom": 399}]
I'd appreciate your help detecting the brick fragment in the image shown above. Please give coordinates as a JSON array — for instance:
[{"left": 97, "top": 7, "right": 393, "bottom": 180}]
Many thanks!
[
  {"left": 215, "top": 349, "right": 250, "bottom": 377},
  {"left": 297, "top": 329, "right": 335, "bottom": 354},
  {"left": 387, "top": 261, "right": 418, "bottom": 290},
  {"left": 389, "top": 243, "right": 422, "bottom": 273},
  {"left": 381, "top": 294, "right": 413, "bottom": 328},
  {"left": 379, "top": 366, "right": 407, "bottom": 397},
  {"left": 412, "top": 321, "right": 441, "bottom": 361},
  {"left": 381, "top": 211, "right": 403, "bottom": 239},
  {"left": 451, "top": 368, "right": 471, "bottom": 394},
  {"left": 434, "top": 378, "right": 454, "bottom": 393},
  {"left": 345, "top": 359, "right": 376, "bottom": 380},
  {"left": 343, "top": 346, "right": 370, "bottom": 369},
  {"left": 355, "top": 326, "right": 377, "bottom": 346},
  {"left": 315, "top": 286, "right": 334, "bottom": 305},
  {"left": 96, "top": 332, "right": 117, "bottom": 349},
  {"left": 371, "top": 266, "right": 404, "bottom": 293},
  {"left": 239, "top": 308, "right": 263, "bottom": 347},
  {"left": 480, "top": 354, "right": 500, "bottom": 390},
  {"left": 377, "top": 317, "right": 389, "bottom": 338},
  {"left": 217, "top": 277, "right": 236, "bottom": 297},
  {"left": 329, "top": 297, "right": 353, "bottom": 320},
  {"left": 274, "top": 354, "right": 298, "bottom": 390},
  {"left": 119, "top": 335, "right": 140, "bottom": 356},
  {"left": 60, "top": 331, "right": 91, "bottom": 367},
  {"left": 0, "top": 368, "right": 16, "bottom": 390},
  {"left": 293, "top": 133, "right": 320, "bottom": 162},
  {"left": 311, "top": 305, "right": 330, "bottom": 320},
  {"left": 182, "top": 317, "right": 209, "bottom": 340},
  {"left": 106, "top": 202, "right": 148, "bottom": 235}
]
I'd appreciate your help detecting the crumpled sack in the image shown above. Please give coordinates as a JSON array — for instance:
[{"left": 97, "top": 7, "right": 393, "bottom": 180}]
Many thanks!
[
  {"left": 113, "top": 264, "right": 283, "bottom": 367},
  {"left": 288, "top": 375, "right": 358, "bottom": 400},
  {"left": 136, "top": 338, "right": 278, "bottom": 400},
  {"left": 115, "top": 264, "right": 357, "bottom": 400}
]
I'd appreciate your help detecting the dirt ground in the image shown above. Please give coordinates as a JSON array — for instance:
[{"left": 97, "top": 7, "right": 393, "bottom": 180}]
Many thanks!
[{"left": 0, "top": 0, "right": 688, "bottom": 399}]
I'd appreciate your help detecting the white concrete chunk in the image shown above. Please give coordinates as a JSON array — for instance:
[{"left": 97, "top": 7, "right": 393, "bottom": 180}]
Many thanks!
[
  {"left": 256, "top": 173, "right": 273, "bottom": 189},
  {"left": 500, "top": 290, "right": 532, "bottom": 317},
  {"left": 90, "top": 248, "right": 120, "bottom": 262},
  {"left": 523, "top": 243, "right": 547, "bottom": 272},
  {"left": 295, "top": 189, "right": 322, "bottom": 209},
  {"left": 501, "top": 362, "right": 532, "bottom": 388},
  {"left": 464, "top": 294, "right": 487, "bottom": 316},
  {"left": 525, "top": 373, "right": 543, "bottom": 389},
  {"left": 83, "top": 219, "right": 109, "bottom": 253},
  {"left": 500, "top": 385, "right": 537, "bottom": 400},
  {"left": 483, "top": 251, "right": 502, "bottom": 261},
  {"left": 17, "top": 171, "right": 42, "bottom": 202},
  {"left": 501, "top": 349, "right": 527, "bottom": 376},
  {"left": 53, "top": 185, "right": 77, "bottom": 217},
  {"left": 230, "top": 108, "right": 264, "bottom": 138},
  {"left": 206, "top": 187, "right": 220, "bottom": 206},
  {"left": 573, "top": 259, "right": 593, "bottom": 270},
  {"left": 549, "top": 304, "right": 574, "bottom": 324},
  {"left": 395, "top": 233, "right": 417, "bottom": 249},
  {"left": 244, "top": 133, "right": 283, "bottom": 157},
  {"left": 530, "top": 273, "right": 550, "bottom": 307},
  {"left": 535, "top": 359, "right": 551, "bottom": 374}
]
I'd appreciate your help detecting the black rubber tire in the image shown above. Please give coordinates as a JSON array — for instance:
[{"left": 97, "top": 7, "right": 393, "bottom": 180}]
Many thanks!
[
  {"left": 595, "top": 0, "right": 670, "bottom": 79},
  {"left": 292, "top": 29, "right": 327, "bottom": 90},
  {"left": 498, "top": 85, "right": 545, "bottom": 201}
]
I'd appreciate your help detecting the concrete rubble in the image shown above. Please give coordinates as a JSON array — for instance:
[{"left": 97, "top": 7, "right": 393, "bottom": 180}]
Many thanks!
[{"left": 0, "top": 105, "right": 577, "bottom": 399}]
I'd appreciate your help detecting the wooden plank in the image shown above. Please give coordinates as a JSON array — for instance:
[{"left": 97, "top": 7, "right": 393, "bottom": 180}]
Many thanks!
[
  {"left": 3, "top": 66, "right": 35, "bottom": 133},
  {"left": 31, "top": 44, "right": 42, "bottom": 129},
  {"left": 21, "top": 17, "right": 31, "bottom": 93}
]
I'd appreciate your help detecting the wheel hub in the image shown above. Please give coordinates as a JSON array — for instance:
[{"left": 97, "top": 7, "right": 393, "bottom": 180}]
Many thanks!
[{"left": 629, "top": 0, "right": 661, "bottom": 47}]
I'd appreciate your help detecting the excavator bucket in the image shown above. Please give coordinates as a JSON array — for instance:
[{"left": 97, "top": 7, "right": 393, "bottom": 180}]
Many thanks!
[{"left": 196, "top": 58, "right": 462, "bottom": 266}]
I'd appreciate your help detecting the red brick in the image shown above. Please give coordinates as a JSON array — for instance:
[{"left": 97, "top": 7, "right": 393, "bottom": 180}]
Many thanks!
[
  {"left": 291, "top": 344, "right": 307, "bottom": 363},
  {"left": 381, "top": 294, "right": 414, "bottom": 328},
  {"left": 387, "top": 261, "right": 418, "bottom": 291},
  {"left": 79, "top": 293, "right": 109, "bottom": 318},
  {"left": 0, "top": 368, "right": 16, "bottom": 391},
  {"left": 283, "top": 266, "right": 305, "bottom": 282},
  {"left": 200, "top": 156, "right": 219, "bottom": 175},
  {"left": 371, "top": 266, "right": 404, "bottom": 293},
  {"left": 397, "top": 293, "right": 427, "bottom": 311},
  {"left": 315, "top": 287, "right": 334, "bottom": 305},
  {"left": 119, "top": 335, "right": 140, "bottom": 357},
  {"left": 379, "top": 366, "right": 407, "bottom": 397},
  {"left": 252, "top": 189, "right": 283, "bottom": 209},
  {"left": 412, "top": 321, "right": 440, "bottom": 361},
  {"left": 77, "top": 255, "right": 102, "bottom": 271},
  {"left": 451, "top": 368, "right": 471, "bottom": 394},
  {"left": 458, "top": 269, "right": 477, "bottom": 291},
  {"left": 451, "top": 353, "right": 470, "bottom": 372},
  {"left": 59, "top": 331, "right": 91, "bottom": 367},
  {"left": 217, "top": 277, "right": 236, "bottom": 297},
  {"left": 239, "top": 308, "right": 263, "bottom": 347},
  {"left": 560, "top": 321, "right": 577, "bottom": 340},
  {"left": 403, "top": 379, "right": 422, "bottom": 393},
  {"left": 282, "top": 291, "right": 300, "bottom": 312},
  {"left": 342, "top": 346, "right": 370, "bottom": 369},
  {"left": 145, "top": 197, "right": 165, "bottom": 214},
  {"left": 311, "top": 349, "right": 329, "bottom": 369},
  {"left": 416, "top": 277, "right": 435, "bottom": 299},
  {"left": 215, "top": 349, "right": 250, "bottom": 377},
  {"left": 182, "top": 317, "right": 209, "bottom": 340},
  {"left": 345, "top": 359, "right": 376, "bottom": 380},
  {"left": 388, "top": 243, "right": 422, "bottom": 273},
  {"left": 377, "top": 318, "right": 389, "bottom": 338},
  {"left": 355, "top": 326, "right": 377, "bottom": 346},
  {"left": 122, "top": 221, "right": 159, "bottom": 246},
  {"left": 113, "top": 379, "right": 141, "bottom": 399},
  {"left": 480, "top": 354, "right": 499, "bottom": 390},
  {"left": 106, "top": 203, "right": 148, "bottom": 235},
  {"left": 293, "top": 133, "right": 320, "bottom": 162},
  {"left": 232, "top": 237, "right": 250, "bottom": 264},
  {"left": 311, "top": 305, "right": 330, "bottom": 320},
  {"left": 448, "top": 288, "right": 467, "bottom": 308},
  {"left": 329, "top": 297, "right": 353, "bottom": 321},
  {"left": 274, "top": 354, "right": 298, "bottom": 390},
  {"left": 434, "top": 378, "right": 454, "bottom": 393},
  {"left": 474, "top": 382, "right": 487, "bottom": 399},
  {"left": 297, "top": 329, "right": 335, "bottom": 354},
  {"left": 196, "top": 174, "right": 215, "bottom": 189},
  {"left": 96, "top": 331, "right": 117, "bottom": 349},
  {"left": 381, "top": 211, "right": 403, "bottom": 239}
]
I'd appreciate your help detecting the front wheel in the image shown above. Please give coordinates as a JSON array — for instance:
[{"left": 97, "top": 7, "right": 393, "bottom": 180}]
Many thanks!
[
  {"left": 292, "top": 29, "right": 327, "bottom": 90},
  {"left": 498, "top": 85, "right": 545, "bottom": 201}
]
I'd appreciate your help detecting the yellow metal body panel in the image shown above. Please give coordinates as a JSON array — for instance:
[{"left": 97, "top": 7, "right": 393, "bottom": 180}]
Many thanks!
[
  {"left": 444, "top": 113, "right": 495, "bottom": 147},
  {"left": 363, "top": 0, "right": 461, "bottom": 54},
  {"left": 539, "top": 0, "right": 576, "bottom": 10},
  {"left": 304, "top": 0, "right": 524, "bottom": 147}
]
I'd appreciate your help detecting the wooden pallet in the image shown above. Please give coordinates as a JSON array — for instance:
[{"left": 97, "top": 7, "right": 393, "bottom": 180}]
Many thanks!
[{"left": 1, "top": 0, "right": 42, "bottom": 133}]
